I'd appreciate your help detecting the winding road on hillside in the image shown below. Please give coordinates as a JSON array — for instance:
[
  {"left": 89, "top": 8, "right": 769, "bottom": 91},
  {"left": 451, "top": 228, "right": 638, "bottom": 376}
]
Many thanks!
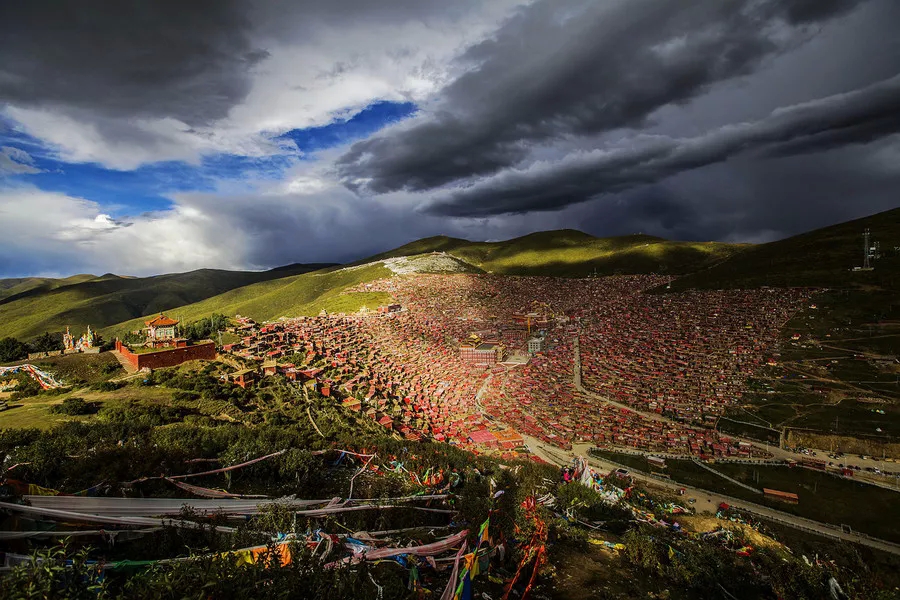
[
  {"left": 524, "top": 435, "right": 900, "bottom": 557},
  {"left": 476, "top": 337, "right": 897, "bottom": 475},
  {"left": 572, "top": 336, "right": 667, "bottom": 422},
  {"left": 572, "top": 336, "right": 898, "bottom": 476}
]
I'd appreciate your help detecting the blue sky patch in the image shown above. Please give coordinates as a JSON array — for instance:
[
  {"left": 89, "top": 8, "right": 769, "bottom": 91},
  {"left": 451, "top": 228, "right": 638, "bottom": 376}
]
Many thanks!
[
  {"left": 0, "top": 100, "right": 417, "bottom": 216},
  {"left": 279, "top": 100, "right": 417, "bottom": 153},
  {"left": 11, "top": 160, "right": 216, "bottom": 215}
]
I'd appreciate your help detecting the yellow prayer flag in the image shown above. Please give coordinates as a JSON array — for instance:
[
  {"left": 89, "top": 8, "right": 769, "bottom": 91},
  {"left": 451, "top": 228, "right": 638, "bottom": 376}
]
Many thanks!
[{"left": 27, "top": 483, "right": 59, "bottom": 496}]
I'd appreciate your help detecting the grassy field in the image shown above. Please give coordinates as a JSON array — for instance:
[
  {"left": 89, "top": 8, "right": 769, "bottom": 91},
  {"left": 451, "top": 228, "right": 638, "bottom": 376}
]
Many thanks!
[
  {"left": 103, "top": 263, "right": 394, "bottom": 338},
  {"left": 0, "top": 264, "right": 333, "bottom": 341},
  {"left": 594, "top": 449, "right": 900, "bottom": 543},
  {"left": 2, "top": 352, "right": 124, "bottom": 385},
  {"left": 716, "top": 415, "right": 782, "bottom": 444},
  {"left": 592, "top": 450, "right": 755, "bottom": 498},
  {"left": 732, "top": 318, "right": 900, "bottom": 444},
  {"left": 737, "top": 374, "right": 900, "bottom": 438},
  {"left": 0, "top": 385, "right": 174, "bottom": 429},
  {"left": 0, "top": 352, "right": 130, "bottom": 428},
  {"left": 715, "top": 462, "right": 900, "bottom": 542},
  {"left": 367, "top": 230, "right": 744, "bottom": 277}
]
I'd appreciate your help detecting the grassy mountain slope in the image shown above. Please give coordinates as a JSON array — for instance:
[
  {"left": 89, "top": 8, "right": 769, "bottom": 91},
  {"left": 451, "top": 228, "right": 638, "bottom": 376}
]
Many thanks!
[
  {"left": 104, "top": 263, "right": 393, "bottom": 338},
  {"left": 0, "top": 274, "right": 99, "bottom": 302},
  {"left": 101, "top": 230, "right": 743, "bottom": 335},
  {"left": 0, "top": 264, "right": 335, "bottom": 340},
  {"left": 363, "top": 235, "right": 472, "bottom": 259},
  {"left": 367, "top": 229, "right": 744, "bottom": 277},
  {"left": 668, "top": 207, "right": 900, "bottom": 291}
]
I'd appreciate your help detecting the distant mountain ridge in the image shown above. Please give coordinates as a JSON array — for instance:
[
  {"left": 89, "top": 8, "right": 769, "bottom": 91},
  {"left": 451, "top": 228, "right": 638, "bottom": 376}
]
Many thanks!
[
  {"left": 104, "top": 263, "right": 395, "bottom": 339},
  {"left": 365, "top": 229, "right": 742, "bottom": 277},
  {"left": 101, "top": 229, "right": 744, "bottom": 339},
  {"left": 0, "top": 263, "right": 335, "bottom": 340},
  {"left": 0, "top": 274, "right": 100, "bottom": 303},
  {"left": 5, "top": 209, "right": 898, "bottom": 343}
]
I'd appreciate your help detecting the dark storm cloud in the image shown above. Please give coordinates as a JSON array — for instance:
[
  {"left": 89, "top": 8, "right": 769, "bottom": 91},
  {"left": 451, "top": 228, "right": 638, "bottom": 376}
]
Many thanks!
[
  {"left": 0, "top": 0, "right": 496, "bottom": 127},
  {"left": 337, "top": 0, "right": 870, "bottom": 193},
  {"left": 0, "top": 1, "right": 268, "bottom": 126},
  {"left": 245, "top": 0, "right": 492, "bottom": 39},
  {"left": 424, "top": 73, "right": 900, "bottom": 216},
  {"left": 779, "top": 0, "right": 865, "bottom": 24}
]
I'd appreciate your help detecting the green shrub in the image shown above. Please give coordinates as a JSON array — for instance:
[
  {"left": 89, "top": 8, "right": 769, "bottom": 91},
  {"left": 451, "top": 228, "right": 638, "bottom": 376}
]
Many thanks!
[
  {"left": 101, "top": 362, "right": 122, "bottom": 375},
  {"left": 93, "top": 380, "right": 123, "bottom": 392},
  {"left": 10, "top": 376, "right": 42, "bottom": 399},
  {"left": 2, "top": 543, "right": 105, "bottom": 599},
  {"left": 49, "top": 397, "right": 97, "bottom": 416},
  {"left": 41, "top": 386, "right": 73, "bottom": 397},
  {"left": 172, "top": 390, "right": 200, "bottom": 402}
]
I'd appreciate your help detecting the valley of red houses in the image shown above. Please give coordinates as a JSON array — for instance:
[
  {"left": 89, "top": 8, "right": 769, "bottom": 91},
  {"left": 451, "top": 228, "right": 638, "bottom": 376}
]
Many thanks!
[{"left": 221, "top": 274, "right": 809, "bottom": 457}]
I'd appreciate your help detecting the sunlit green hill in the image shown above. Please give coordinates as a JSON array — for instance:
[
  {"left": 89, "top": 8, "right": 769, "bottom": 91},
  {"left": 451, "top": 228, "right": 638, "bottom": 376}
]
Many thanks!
[
  {"left": 98, "top": 230, "right": 743, "bottom": 336},
  {"left": 103, "top": 263, "right": 394, "bottom": 338},
  {"left": 0, "top": 274, "right": 99, "bottom": 302},
  {"left": 368, "top": 229, "right": 744, "bottom": 277},
  {"left": 0, "top": 264, "right": 334, "bottom": 340}
]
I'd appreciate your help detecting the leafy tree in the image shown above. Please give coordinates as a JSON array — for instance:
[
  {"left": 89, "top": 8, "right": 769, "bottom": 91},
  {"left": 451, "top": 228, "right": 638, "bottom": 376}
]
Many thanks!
[
  {"left": 180, "top": 313, "right": 229, "bottom": 341},
  {"left": 32, "top": 331, "right": 63, "bottom": 353},
  {"left": 0, "top": 336, "right": 28, "bottom": 362},
  {"left": 122, "top": 331, "right": 144, "bottom": 345}
]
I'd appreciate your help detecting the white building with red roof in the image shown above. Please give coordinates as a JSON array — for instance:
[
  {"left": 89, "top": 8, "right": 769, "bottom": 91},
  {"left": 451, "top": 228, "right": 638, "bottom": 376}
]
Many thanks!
[{"left": 144, "top": 314, "right": 179, "bottom": 342}]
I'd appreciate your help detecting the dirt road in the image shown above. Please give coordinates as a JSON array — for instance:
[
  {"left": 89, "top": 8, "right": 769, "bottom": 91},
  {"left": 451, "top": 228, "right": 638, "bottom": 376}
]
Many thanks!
[
  {"left": 472, "top": 342, "right": 900, "bottom": 553},
  {"left": 573, "top": 337, "right": 898, "bottom": 475},
  {"left": 524, "top": 435, "right": 900, "bottom": 556}
]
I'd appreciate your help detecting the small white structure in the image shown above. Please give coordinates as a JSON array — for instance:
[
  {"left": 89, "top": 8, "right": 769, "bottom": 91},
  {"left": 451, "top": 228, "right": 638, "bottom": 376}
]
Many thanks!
[{"left": 527, "top": 336, "right": 544, "bottom": 354}]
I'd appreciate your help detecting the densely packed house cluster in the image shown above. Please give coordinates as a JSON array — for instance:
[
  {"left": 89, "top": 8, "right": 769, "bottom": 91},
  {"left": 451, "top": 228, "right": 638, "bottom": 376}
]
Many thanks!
[
  {"left": 579, "top": 288, "right": 809, "bottom": 422},
  {"left": 223, "top": 273, "right": 807, "bottom": 457}
]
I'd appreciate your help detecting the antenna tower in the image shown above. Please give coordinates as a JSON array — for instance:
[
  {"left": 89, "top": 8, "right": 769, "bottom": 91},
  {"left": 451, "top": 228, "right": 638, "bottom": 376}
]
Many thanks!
[{"left": 863, "top": 229, "right": 871, "bottom": 269}]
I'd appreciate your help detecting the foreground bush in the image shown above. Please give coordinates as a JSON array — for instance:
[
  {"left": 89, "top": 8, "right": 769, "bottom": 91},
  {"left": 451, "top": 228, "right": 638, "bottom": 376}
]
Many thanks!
[
  {"left": 48, "top": 397, "right": 96, "bottom": 415},
  {"left": 1, "top": 542, "right": 411, "bottom": 600}
]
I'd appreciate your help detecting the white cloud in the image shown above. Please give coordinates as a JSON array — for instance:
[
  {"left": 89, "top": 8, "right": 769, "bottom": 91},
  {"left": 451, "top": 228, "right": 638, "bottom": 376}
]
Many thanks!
[
  {"left": 0, "top": 145, "right": 41, "bottom": 174},
  {"left": 227, "top": 8, "right": 521, "bottom": 136},
  {"left": 0, "top": 177, "right": 573, "bottom": 277},
  {"left": 2, "top": 2, "right": 525, "bottom": 170},
  {"left": 0, "top": 186, "right": 247, "bottom": 276},
  {"left": 54, "top": 214, "right": 128, "bottom": 242},
  {"left": 4, "top": 107, "right": 286, "bottom": 171}
]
